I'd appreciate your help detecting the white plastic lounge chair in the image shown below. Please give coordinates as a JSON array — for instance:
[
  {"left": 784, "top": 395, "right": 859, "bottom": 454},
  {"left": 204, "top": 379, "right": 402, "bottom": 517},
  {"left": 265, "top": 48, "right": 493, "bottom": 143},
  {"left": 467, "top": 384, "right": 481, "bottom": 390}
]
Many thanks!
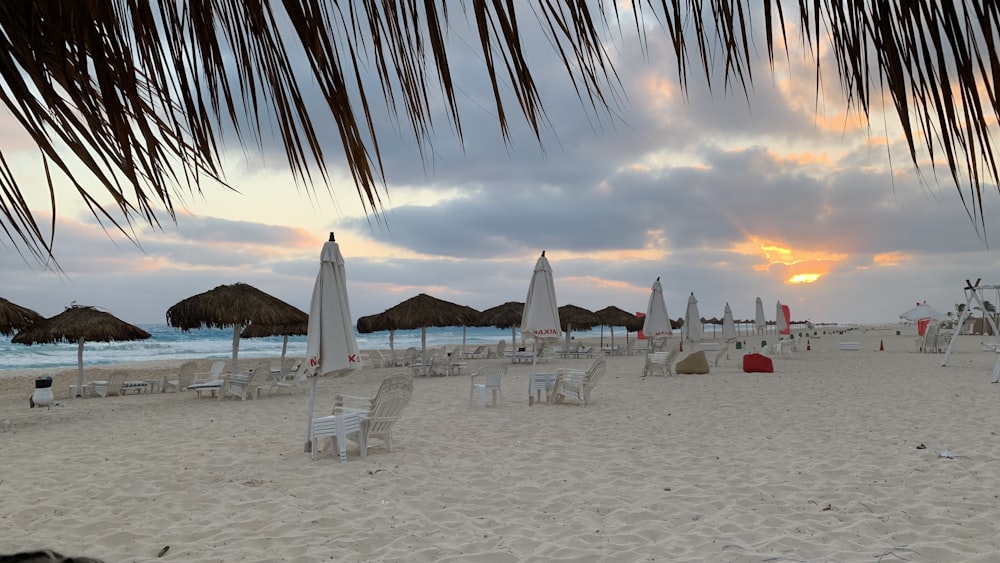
[
  {"left": 333, "top": 372, "right": 413, "bottom": 416},
  {"left": 327, "top": 373, "right": 414, "bottom": 457},
  {"left": 193, "top": 360, "right": 227, "bottom": 385},
  {"left": 92, "top": 370, "right": 146, "bottom": 397},
  {"left": 549, "top": 357, "right": 606, "bottom": 406},
  {"left": 643, "top": 345, "right": 680, "bottom": 377},
  {"left": 365, "top": 349, "right": 391, "bottom": 368},
  {"left": 487, "top": 340, "right": 507, "bottom": 359},
  {"left": 775, "top": 337, "right": 796, "bottom": 358},
  {"left": 470, "top": 364, "right": 507, "bottom": 406},
  {"left": 427, "top": 355, "right": 450, "bottom": 376},
  {"left": 713, "top": 342, "right": 731, "bottom": 367},
  {"left": 164, "top": 360, "right": 198, "bottom": 393},
  {"left": 222, "top": 360, "right": 272, "bottom": 401},
  {"left": 463, "top": 345, "right": 488, "bottom": 359},
  {"left": 400, "top": 347, "right": 419, "bottom": 366},
  {"left": 269, "top": 360, "right": 305, "bottom": 395},
  {"left": 187, "top": 380, "right": 223, "bottom": 398}
]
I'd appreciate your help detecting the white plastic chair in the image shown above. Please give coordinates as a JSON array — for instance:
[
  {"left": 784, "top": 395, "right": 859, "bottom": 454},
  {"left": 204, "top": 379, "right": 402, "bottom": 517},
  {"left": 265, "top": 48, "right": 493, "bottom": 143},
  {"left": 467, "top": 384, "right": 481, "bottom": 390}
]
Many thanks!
[
  {"left": 550, "top": 357, "right": 605, "bottom": 406},
  {"left": 193, "top": 360, "right": 226, "bottom": 384},
  {"left": 331, "top": 373, "right": 414, "bottom": 456},
  {"left": 470, "top": 364, "right": 507, "bottom": 406},
  {"left": 164, "top": 360, "right": 198, "bottom": 393}
]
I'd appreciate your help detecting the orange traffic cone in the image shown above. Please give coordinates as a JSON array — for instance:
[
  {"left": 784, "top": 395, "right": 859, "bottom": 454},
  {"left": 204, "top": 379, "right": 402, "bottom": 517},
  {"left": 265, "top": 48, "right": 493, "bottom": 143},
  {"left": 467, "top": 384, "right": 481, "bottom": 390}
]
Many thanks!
[
  {"left": 879, "top": 339, "right": 884, "bottom": 351},
  {"left": 806, "top": 339, "right": 811, "bottom": 351}
]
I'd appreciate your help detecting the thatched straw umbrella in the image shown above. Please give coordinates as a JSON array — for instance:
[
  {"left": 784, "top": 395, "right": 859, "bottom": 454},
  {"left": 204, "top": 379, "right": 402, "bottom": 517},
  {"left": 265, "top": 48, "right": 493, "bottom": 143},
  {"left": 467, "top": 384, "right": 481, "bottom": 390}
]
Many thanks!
[
  {"left": 241, "top": 320, "right": 308, "bottom": 377},
  {"left": 479, "top": 301, "right": 524, "bottom": 351},
  {"left": 594, "top": 305, "right": 643, "bottom": 348},
  {"left": 0, "top": 297, "right": 44, "bottom": 336},
  {"left": 12, "top": 304, "right": 151, "bottom": 394},
  {"left": 558, "top": 304, "right": 602, "bottom": 350},
  {"left": 166, "top": 282, "right": 308, "bottom": 371},
  {"left": 357, "top": 293, "right": 481, "bottom": 365},
  {"left": 356, "top": 312, "right": 394, "bottom": 363}
]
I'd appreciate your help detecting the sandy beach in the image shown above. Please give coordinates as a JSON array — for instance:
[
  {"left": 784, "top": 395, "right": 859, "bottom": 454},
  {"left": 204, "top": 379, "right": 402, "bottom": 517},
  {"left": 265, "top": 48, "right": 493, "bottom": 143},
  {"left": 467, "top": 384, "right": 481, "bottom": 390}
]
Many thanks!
[{"left": 3, "top": 327, "right": 1000, "bottom": 562}]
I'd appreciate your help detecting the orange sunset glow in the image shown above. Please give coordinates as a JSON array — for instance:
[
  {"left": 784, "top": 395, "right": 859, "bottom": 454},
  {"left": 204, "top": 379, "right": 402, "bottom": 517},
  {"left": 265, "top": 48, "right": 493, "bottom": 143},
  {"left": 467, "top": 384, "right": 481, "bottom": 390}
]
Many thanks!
[{"left": 731, "top": 236, "right": 848, "bottom": 285}]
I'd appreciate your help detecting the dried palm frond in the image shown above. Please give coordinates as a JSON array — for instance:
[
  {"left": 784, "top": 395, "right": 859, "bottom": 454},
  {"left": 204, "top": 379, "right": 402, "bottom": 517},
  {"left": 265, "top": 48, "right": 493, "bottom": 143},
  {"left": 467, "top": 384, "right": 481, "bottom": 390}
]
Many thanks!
[{"left": 2, "top": 1, "right": 999, "bottom": 262}]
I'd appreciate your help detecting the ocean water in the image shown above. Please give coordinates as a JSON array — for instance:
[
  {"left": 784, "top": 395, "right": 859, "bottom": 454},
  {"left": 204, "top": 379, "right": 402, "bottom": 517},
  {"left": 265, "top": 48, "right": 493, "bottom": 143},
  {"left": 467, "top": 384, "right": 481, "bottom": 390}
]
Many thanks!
[
  {"left": 0, "top": 324, "right": 649, "bottom": 371},
  {"left": 0, "top": 321, "right": 775, "bottom": 372}
]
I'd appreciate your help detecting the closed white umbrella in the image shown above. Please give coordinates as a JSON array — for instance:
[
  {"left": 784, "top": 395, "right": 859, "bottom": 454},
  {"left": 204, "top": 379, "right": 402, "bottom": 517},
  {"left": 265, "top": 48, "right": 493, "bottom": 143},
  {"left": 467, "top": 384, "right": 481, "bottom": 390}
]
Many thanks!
[
  {"left": 521, "top": 251, "right": 562, "bottom": 343},
  {"left": 755, "top": 297, "right": 766, "bottom": 334},
  {"left": 776, "top": 300, "right": 789, "bottom": 334},
  {"left": 303, "top": 233, "right": 361, "bottom": 452},
  {"left": 642, "top": 277, "right": 672, "bottom": 346},
  {"left": 684, "top": 292, "right": 702, "bottom": 343},
  {"left": 521, "top": 251, "right": 562, "bottom": 376},
  {"left": 721, "top": 303, "right": 737, "bottom": 342}
]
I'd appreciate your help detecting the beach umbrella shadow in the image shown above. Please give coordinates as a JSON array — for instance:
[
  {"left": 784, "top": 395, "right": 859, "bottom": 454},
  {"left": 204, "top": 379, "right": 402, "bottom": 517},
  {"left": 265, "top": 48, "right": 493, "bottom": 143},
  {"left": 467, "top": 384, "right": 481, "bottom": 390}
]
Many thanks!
[
  {"left": 12, "top": 304, "right": 151, "bottom": 394},
  {"left": 166, "top": 282, "right": 308, "bottom": 372}
]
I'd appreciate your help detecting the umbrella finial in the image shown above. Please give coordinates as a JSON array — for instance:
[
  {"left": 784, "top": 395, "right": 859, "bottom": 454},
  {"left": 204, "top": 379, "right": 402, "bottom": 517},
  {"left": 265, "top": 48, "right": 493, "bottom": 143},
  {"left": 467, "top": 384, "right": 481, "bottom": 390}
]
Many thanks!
[
  {"left": 541, "top": 250, "right": 545, "bottom": 257},
  {"left": 329, "top": 232, "right": 336, "bottom": 242},
  {"left": 656, "top": 276, "right": 660, "bottom": 281}
]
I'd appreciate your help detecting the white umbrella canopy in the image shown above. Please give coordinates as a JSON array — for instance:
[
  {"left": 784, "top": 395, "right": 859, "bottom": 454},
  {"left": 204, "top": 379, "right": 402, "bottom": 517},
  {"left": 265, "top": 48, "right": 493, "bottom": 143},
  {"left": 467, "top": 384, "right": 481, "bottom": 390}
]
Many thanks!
[
  {"left": 642, "top": 277, "right": 673, "bottom": 345},
  {"left": 683, "top": 292, "right": 702, "bottom": 343},
  {"left": 303, "top": 233, "right": 361, "bottom": 452},
  {"left": 755, "top": 297, "right": 766, "bottom": 333},
  {"left": 520, "top": 251, "right": 562, "bottom": 344},
  {"left": 776, "top": 300, "right": 789, "bottom": 334},
  {"left": 900, "top": 301, "right": 948, "bottom": 321},
  {"left": 721, "top": 302, "right": 737, "bottom": 341}
]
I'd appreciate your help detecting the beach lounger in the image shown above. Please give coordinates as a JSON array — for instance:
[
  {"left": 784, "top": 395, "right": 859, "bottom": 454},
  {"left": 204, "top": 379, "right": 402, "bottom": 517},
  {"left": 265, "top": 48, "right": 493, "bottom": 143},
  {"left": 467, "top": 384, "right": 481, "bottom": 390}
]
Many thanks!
[
  {"left": 549, "top": 357, "right": 605, "bottom": 406},
  {"left": 222, "top": 359, "right": 272, "bottom": 401},
  {"left": 328, "top": 373, "right": 414, "bottom": 457},
  {"left": 164, "top": 360, "right": 198, "bottom": 393},
  {"left": 643, "top": 345, "right": 680, "bottom": 377}
]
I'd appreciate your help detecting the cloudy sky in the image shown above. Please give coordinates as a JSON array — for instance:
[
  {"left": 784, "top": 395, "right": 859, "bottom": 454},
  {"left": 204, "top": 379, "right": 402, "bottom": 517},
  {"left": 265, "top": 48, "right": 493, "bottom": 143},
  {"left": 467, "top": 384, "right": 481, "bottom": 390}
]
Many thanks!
[{"left": 3, "top": 4, "right": 998, "bottom": 327}]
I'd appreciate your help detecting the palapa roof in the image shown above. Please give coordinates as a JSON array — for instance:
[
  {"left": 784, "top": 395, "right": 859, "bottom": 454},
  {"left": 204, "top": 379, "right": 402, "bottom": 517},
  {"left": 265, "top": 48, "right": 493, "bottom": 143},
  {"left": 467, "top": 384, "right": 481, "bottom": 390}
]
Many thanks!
[
  {"left": 0, "top": 297, "right": 44, "bottom": 336},
  {"left": 356, "top": 293, "right": 481, "bottom": 333},
  {"left": 241, "top": 321, "right": 308, "bottom": 339},
  {"left": 355, "top": 312, "right": 388, "bottom": 334},
  {"left": 558, "top": 304, "right": 602, "bottom": 331},
  {"left": 594, "top": 305, "right": 643, "bottom": 332},
  {"left": 479, "top": 301, "right": 524, "bottom": 329},
  {"left": 166, "top": 282, "right": 307, "bottom": 331},
  {"left": 12, "top": 304, "right": 150, "bottom": 344}
]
